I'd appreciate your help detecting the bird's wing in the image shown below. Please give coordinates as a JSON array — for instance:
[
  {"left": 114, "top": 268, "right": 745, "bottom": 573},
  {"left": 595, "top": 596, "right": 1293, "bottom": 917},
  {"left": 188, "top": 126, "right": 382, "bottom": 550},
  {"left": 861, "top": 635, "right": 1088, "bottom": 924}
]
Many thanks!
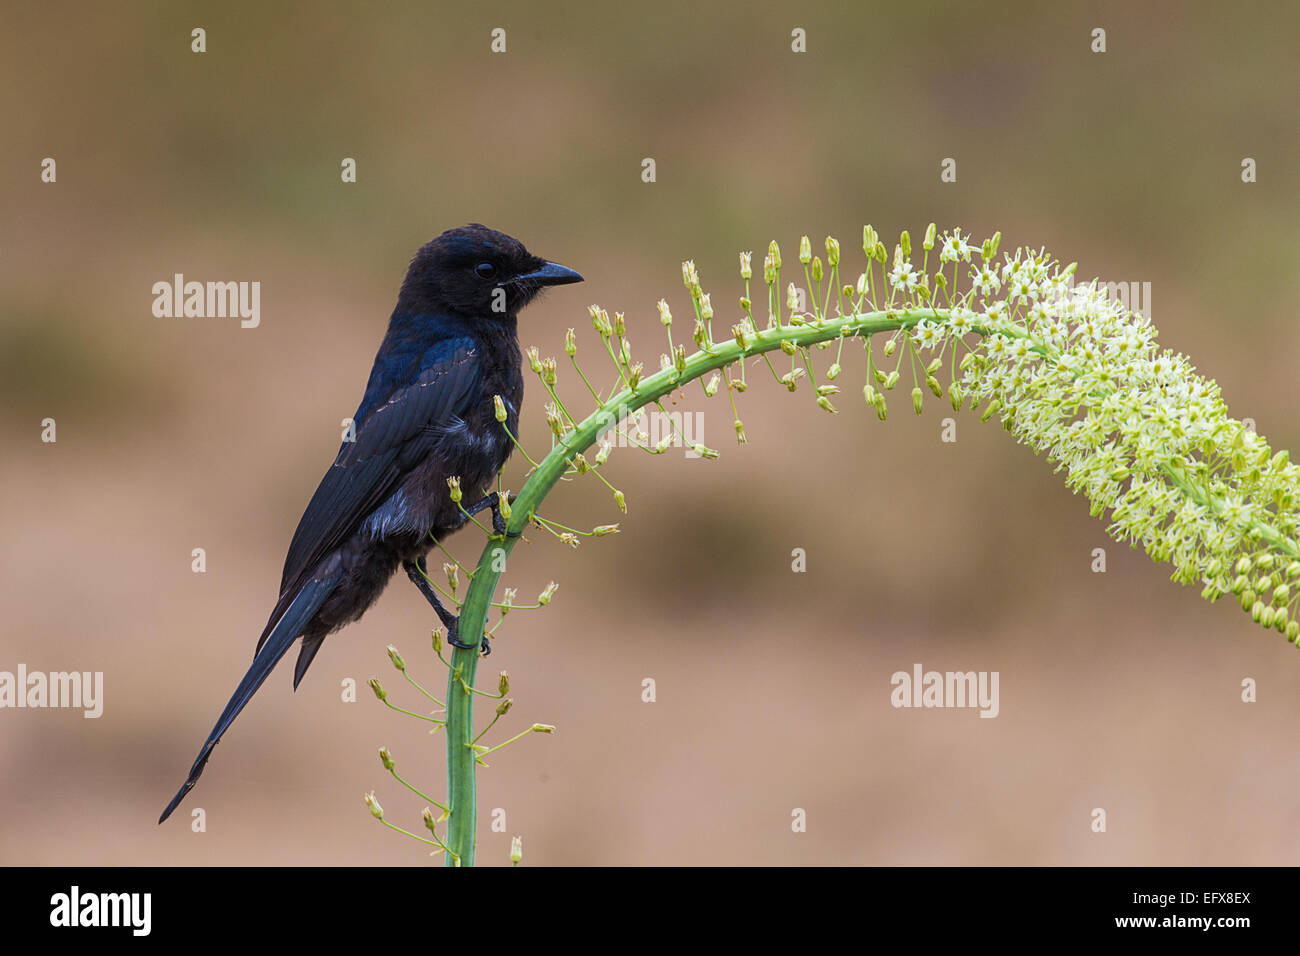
[{"left": 272, "top": 336, "right": 483, "bottom": 611}]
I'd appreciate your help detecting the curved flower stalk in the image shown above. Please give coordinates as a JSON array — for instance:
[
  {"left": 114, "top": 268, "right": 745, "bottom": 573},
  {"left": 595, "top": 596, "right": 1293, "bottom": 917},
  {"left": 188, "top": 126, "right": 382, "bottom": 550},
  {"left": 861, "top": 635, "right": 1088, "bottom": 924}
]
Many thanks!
[{"left": 369, "top": 224, "right": 1300, "bottom": 866}]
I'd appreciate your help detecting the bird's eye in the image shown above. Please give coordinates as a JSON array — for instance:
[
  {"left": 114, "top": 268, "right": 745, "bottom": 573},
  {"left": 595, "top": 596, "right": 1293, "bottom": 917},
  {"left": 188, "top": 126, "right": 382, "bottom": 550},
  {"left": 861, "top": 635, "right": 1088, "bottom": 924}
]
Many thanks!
[{"left": 475, "top": 262, "right": 497, "bottom": 279}]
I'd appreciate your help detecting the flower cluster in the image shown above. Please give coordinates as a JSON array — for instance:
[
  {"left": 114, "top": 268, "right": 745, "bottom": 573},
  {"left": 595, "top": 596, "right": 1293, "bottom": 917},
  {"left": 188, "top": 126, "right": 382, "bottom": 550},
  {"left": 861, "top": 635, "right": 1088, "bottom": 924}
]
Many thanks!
[{"left": 873, "top": 229, "right": 1300, "bottom": 643}]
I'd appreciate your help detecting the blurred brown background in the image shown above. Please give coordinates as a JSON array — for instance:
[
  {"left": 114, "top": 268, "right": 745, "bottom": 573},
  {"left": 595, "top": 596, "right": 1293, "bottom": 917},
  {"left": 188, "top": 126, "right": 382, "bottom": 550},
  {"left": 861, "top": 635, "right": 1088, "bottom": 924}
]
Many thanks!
[{"left": 2, "top": 1, "right": 1299, "bottom": 865}]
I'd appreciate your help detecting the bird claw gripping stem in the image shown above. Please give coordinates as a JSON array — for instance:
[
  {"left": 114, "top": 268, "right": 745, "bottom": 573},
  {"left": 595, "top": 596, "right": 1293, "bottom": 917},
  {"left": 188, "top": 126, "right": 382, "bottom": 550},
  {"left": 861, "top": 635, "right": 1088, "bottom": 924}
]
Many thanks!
[
  {"left": 403, "top": 556, "right": 491, "bottom": 656},
  {"left": 463, "top": 492, "right": 521, "bottom": 539}
]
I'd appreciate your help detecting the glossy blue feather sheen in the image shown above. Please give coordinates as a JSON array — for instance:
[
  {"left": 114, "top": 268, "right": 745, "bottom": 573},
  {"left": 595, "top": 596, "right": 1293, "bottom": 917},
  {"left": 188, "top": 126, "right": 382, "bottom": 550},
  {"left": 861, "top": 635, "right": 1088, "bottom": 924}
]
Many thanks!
[{"left": 159, "top": 225, "right": 582, "bottom": 822}]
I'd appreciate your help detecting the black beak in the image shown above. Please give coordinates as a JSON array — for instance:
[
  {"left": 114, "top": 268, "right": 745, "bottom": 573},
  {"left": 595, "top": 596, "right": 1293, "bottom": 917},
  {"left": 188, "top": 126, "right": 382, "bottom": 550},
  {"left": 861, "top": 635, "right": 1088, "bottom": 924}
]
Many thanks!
[{"left": 511, "top": 261, "right": 584, "bottom": 287}]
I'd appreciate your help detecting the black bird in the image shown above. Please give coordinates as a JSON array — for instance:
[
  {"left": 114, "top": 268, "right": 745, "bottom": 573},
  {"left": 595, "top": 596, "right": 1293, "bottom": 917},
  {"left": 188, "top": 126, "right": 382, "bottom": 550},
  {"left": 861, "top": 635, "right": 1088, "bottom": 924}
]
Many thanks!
[{"left": 159, "top": 224, "right": 582, "bottom": 823}]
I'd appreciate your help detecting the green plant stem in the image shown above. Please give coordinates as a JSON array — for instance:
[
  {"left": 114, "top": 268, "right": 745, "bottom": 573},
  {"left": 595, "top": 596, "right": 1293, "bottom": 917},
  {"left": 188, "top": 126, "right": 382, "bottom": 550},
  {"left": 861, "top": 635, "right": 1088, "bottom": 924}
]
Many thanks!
[{"left": 440, "top": 305, "right": 944, "bottom": 866}]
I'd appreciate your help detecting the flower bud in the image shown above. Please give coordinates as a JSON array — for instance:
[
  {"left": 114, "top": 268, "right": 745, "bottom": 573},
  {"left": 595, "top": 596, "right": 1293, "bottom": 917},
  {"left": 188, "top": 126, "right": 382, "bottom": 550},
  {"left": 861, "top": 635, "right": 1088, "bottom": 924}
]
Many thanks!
[
  {"left": 739, "top": 251, "right": 752, "bottom": 279},
  {"left": 768, "top": 240, "right": 782, "bottom": 271},
  {"left": 447, "top": 476, "right": 462, "bottom": 503},
  {"left": 511, "top": 836, "right": 523, "bottom": 865},
  {"left": 369, "top": 678, "right": 386, "bottom": 701},
  {"left": 378, "top": 747, "right": 395, "bottom": 771},
  {"left": 365, "top": 791, "right": 383, "bottom": 819},
  {"left": 863, "top": 225, "right": 878, "bottom": 253},
  {"left": 564, "top": 328, "right": 576, "bottom": 357},
  {"left": 386, "top": 644, "right": 406, "bottom": 672},
  {"left": 799, "top": 235, "right": 812, "bottom": 264},
  {"left": 682, "top": 260, "right": 700, "bottom": 294},
  {"left": 825, "top": 236, "right": 840, "bottom": 267},
  {"left": 494, "top": 394, "right": 507, "bottom": 423}
]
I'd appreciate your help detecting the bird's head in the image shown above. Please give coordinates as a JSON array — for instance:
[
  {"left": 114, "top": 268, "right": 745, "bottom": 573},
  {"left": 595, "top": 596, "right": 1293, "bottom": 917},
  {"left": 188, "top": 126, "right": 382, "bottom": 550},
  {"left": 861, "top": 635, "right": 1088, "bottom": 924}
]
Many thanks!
[{"left": 397, "top": 223, "right": 583, "bottom": 319}]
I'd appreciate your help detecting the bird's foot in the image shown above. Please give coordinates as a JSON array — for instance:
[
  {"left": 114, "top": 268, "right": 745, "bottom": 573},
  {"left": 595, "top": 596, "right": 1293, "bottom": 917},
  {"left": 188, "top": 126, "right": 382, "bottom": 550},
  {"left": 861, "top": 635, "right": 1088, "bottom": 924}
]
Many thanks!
[
  {"left": 446, "top": 626, "right": 491, "bottom": 656},
  {"left": 404, "top": 558, "right": 490, "bottom": 655},
  {"left": 464, "top": 492, "right": 521, "bottom": 538}
]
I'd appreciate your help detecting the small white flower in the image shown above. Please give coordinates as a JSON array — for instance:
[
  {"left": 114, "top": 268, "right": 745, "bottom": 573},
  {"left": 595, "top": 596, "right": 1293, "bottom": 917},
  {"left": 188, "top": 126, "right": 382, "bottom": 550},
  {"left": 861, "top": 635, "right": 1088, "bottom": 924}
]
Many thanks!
[
  {"left": 940, "top": 229, "right": 972, "bottom": 264},
  {"left": 890, "top": 260, "right": 920, "bottom": 292},
  {"left": 971, "top": 264, "right": 1001, "bottom": 296},
  {"left": 912, "top": 318, "right": 943, "bottom": 350},
  {"left": 949, "top": 306, "right": 975, "bottom": 335}
]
